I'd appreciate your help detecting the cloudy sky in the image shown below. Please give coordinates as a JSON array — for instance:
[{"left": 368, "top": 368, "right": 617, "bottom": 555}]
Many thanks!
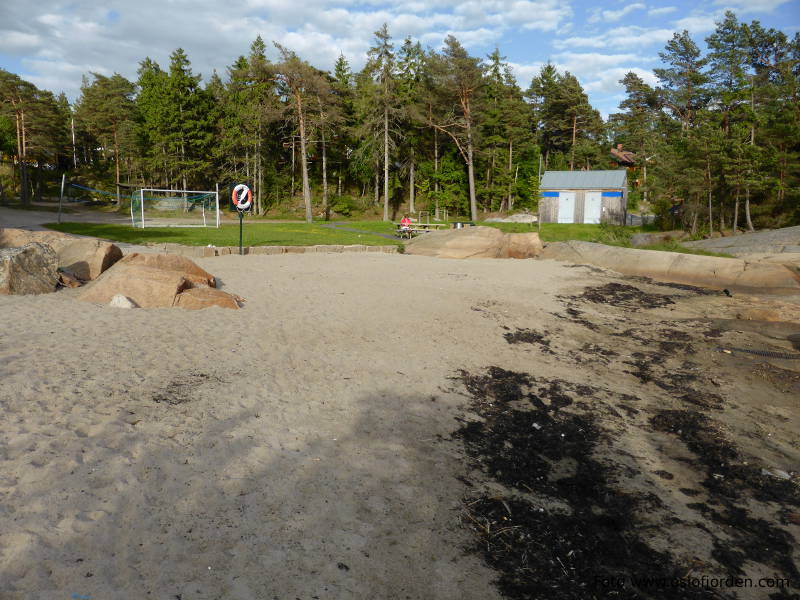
[{"left": 1, "top": 0, "right": 798, "bottom": 117}]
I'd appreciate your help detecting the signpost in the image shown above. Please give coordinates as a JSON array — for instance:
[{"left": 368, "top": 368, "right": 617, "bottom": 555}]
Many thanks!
[{"left": 231, "top": 184, "right": 252, "bottom": 255}]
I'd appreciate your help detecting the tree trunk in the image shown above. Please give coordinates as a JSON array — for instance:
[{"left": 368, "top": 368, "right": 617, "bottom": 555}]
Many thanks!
[
  {"left": 374, "top": 168, "right": 379, "bottom": 206},
  {"left": 733, "top": 187, "right": 739, "bottom": 235},
  {"left": 321, "top": 129, "right": 329, "bottom": 221},
  {"left": 744, "top": 186, "right": 754, "bottom": 232},
  {"left": 570, "top": 114, "right": 577, "bottom": 171},
  {"left": 35, "top": 162, "right": 42, "bottom": 202},
  {"left": 383, "top": 107, "right": 389, "bottom": 221},
  {"left": 466, "top": 122, "right": 477, "bottom": 222},
  {"left": 409, "top": 149, "right": 415, "bottom": 214},
  {"left": 290, "top": 138, "right": 295, "bottom": 198},
  {"left": 706, "top": 161, "right": 712, "bottom": 233},
  {"left": 114, "top": 129, "right": 121, "bottom": 203},
  {"left": 296, "top": 94, "right": 312, "bottom": 223}
]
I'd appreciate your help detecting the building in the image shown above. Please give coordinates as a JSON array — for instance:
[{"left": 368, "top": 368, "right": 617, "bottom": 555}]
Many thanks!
[{"left": 538, "top": 170, "right": 628, "bottom": 225}]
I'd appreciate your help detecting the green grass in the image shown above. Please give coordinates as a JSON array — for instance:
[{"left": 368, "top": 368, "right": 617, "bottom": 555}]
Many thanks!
[
  {"left": 479, "top": 222, "right": 656, "bottom": 242},
  {"left": 44, "top": 222, "right": 399, "bottom": 247}
]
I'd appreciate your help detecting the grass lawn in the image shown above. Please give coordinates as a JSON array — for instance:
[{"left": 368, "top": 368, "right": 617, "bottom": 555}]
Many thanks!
[{"left": 45, "top": 222, "right": 399, "bottom": 247}]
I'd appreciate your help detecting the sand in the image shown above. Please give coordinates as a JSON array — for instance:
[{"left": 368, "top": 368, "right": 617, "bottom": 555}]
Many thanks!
[{"left": 1, "top": 251, "right": 798, "bottom": 599}]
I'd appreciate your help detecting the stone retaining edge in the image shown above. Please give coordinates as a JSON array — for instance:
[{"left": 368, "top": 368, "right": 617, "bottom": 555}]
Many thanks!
[{"left": 148, "top": 244, "right": 399, "bottom": 258}]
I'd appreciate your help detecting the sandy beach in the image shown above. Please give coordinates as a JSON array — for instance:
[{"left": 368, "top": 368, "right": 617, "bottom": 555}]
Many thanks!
[{"left": 1, "top": 250, "right": 798, "bottom": 599}]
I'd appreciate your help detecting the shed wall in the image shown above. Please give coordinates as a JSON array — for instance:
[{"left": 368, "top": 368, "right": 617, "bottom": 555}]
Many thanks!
[{"left": 539, "top": 188, "right": 626, "bottom": 224}]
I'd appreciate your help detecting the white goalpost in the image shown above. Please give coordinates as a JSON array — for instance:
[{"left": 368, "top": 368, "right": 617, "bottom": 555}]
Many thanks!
[{"left": 131, "top": 187, "right": 220, "bottom": 228}]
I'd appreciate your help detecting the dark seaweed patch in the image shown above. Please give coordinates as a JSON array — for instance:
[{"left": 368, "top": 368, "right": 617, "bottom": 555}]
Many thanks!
[
  {"left": 576, "top": 283, "right": 676, "bottom": 311},
  {"left": 455, "top": 368, "right": 714, "bottom": 599},
  {"left": 504, "top": 329, "right": 553, "bottom": 353},
  {"left": 650, "top": 409, "right": 800, "bottom": 579}
]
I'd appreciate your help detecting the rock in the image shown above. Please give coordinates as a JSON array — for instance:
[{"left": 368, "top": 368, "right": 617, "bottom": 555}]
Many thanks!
[
  {"left": 405, "top": 226, "right": 542, "bottom": 259},
  {"left": 79, "top": 263, "right": 192, "bottom": 308},
  {"left": 55, "top": 238, "right": 123, "bottom": 280},
  {"left": 504, "top": 232, "right": 544, "bottom": 259},
  {"left": 58, "top": 271, "right": 83, "bottom": 288},
  {"left": 0, "top": 228, "right": 122, "bottom": 280},
  {"left": 0, "top": 243, "right": 59, "bottom": 295},
  {"left": 108, "top": 294, "right": 138, "bottom": 309},
  {"left": 173, "top": 287, "right": 242, "bottom": 310},
  {"left": 539, "top": 241, "right": 800, "bottom": 294},
  {"left": 116, "top": 253, "right": 216, "bottom": 287},
  {"left": 0, "top": 228, "right": 72, "bottom": 249},
  {"left": 630, "top": 230, "right": 687, "bottom": 248}
]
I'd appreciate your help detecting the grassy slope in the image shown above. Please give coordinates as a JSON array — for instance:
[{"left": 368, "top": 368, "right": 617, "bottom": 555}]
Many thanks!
[
  {"left": 45, "top": 222, "right": 398, "bottom": 247},
  {"left": 43, "top": 220, "right": 730, "bottom": 257}
]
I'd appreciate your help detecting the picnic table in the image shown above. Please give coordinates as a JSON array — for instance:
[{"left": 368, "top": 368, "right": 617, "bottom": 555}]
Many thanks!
[{"left": 394, "top": 221, "right": 448, "bottom": 238}]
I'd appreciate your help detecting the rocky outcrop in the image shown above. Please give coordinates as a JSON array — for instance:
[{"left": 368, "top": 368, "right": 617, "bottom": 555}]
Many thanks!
[
  {"left": 79, "top": 263, "right": 193, "bottom": 308},
  {"left": 404, "top": 226, "right": 543, "bottom": 259},
  {"left": 0, "top": 228, "right": 122, "bottom": 281},
  {"left": 540, "top": 241, "right": 800, "bottom": 294},
  {"left": 0, "top": 243, "right": 59, "bottom": 295},
  {"left": 79, "top": 253, "right": 240, "bottom": 309}
]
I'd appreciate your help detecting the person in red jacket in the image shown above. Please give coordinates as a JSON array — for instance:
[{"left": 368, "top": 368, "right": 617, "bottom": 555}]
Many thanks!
[{"left": 399, "top": 215, "right": 413, "bottom": 238}]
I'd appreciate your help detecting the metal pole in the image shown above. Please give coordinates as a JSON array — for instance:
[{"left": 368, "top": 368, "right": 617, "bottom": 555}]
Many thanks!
[
  {"left": 239, "top": 211, "right": 244, "bottom": 255},
  {"left": 58, "top": 173, "right": 65, "bottom": 224},
  {"left": 140, "top": 189, "right": 145, "bottom": 228},
  {"left": 215, "top": 183, "right": 220, "bottom": 228}
]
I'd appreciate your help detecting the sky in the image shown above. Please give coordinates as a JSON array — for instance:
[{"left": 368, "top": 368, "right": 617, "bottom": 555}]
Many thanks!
[{"left": 0, "top": 0, "right": 798, "bottom": 118}]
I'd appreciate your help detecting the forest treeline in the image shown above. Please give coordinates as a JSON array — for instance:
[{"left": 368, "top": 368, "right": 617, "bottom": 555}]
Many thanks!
[{"left": 0, "top": 10, "right": 798, "bottom": 228}]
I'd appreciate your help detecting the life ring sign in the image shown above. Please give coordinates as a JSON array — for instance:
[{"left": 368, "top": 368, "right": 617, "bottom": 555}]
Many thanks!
[{"left": 232, "top": 184, "right": 252, "bottom": 211}]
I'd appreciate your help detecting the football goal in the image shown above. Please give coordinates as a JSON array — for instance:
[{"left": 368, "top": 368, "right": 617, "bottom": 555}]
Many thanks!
[{"left": 131, "top": 188, "right": 220, "bottom": 228}]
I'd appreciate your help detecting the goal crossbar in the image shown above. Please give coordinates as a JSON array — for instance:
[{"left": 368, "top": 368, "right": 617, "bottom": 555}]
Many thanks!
[{"left": 132, "top": 187, "right": 220, "bottom": 228}]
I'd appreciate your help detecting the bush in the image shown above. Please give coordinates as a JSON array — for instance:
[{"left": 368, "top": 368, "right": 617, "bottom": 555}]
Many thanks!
[
  {"left": 592, "top": 223, "right": 632, "bottom": 245},
  {"left": 332, "top": 195, "right": 357, "bottom": 217}
]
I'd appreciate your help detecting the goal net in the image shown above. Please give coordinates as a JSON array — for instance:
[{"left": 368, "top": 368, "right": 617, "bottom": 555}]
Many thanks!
[{"left": 130, "top": 188, "right": 220, "bottom": 228}]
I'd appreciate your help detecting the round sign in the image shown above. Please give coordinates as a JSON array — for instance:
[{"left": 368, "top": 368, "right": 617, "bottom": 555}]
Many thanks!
[{"left": 232, "top": 184, "right": 252, "bottom": 210}]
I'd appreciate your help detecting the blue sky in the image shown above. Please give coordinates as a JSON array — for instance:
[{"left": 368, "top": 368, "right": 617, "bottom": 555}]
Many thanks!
[{"left": 0, "top": 0, "right": 797, "bottom": 117}]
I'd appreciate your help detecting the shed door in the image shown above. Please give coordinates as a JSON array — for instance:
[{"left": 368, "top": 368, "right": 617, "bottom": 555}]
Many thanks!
[
  {"left": 584, "top": 191, "right": 602, "bottom": 224},
  {"left": 557, "top": 192, "right": 575, "bottom": 223}
]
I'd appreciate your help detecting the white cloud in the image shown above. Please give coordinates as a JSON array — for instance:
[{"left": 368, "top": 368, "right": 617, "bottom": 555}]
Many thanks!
[
  {"left": 648, "top": 7, "right": 677, "bottom": 17},
  {"left": 673, "top": 14, "right": 719, "bottom": 33},
  {"left": 554, "top": 25, "right": 674, "bottom": 50},
  {"left": 588, "top": 3, "right": 646, "bottom": 23},
  {"left": 0, "top": 30, "right": 41, "bottom": 51},
  {"left": 0, "top": 0, "right": 576, "bottom": 100},
  {"left": 713, "top": 0, "right": 794, "bottom": 11}
]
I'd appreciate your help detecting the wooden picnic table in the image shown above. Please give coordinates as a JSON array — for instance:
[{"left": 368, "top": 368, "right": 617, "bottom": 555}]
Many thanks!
[{"left": 395, "top": 221, "right": 447, "bottom": 239}]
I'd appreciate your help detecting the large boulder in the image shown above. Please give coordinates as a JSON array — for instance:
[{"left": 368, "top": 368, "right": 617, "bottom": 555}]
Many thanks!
[
  {"left": 540, "top": 241, "right": 800, "bottom": 294},
  {"left": 79, "top": 263, "right": 192, "bottom": 308},
  {"left": 0, "top": 228, "right": 122, "bottom": 281},
  {"left": 55, "top": 238, "right": 123, "bottom": 280},
  {"left": 78, "top": 253, "right": 239, "bottom": 309},
  {"left": 0, "top": 243, "right": 59, "bottom": 295},
  {"left": 117, "top": 253, "right": 216, "bottom": 287},
  {"left": 404, "top": 226, "right": 543, "bottom": 259}
]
